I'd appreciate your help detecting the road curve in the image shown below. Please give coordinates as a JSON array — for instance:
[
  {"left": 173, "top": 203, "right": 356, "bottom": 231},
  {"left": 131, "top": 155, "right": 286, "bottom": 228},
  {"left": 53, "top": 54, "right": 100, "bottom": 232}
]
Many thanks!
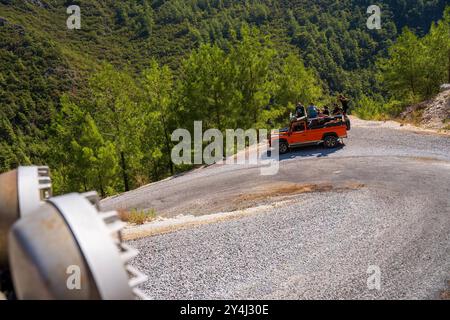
[{"left": 102, "top": 117, "right": 450, "bottom": 299}]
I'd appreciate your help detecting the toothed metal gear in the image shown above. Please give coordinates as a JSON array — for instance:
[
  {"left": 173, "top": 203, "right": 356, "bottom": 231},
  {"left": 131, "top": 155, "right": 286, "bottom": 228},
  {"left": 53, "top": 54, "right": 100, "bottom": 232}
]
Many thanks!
[
  {"left": 80, "top": 191, "right": 149, "bottom": 299},
  {"left": 8, "top": 191, "right": 148, "bottom": 300},
  {"left": 49, "top": 192, "right": 148, "bottom": 299},
  {"left": 3, "top": 167, "right": 147, "bottom": 300},
  {"left": 17, "top": 166, "right": 52, "bottom": 216}
]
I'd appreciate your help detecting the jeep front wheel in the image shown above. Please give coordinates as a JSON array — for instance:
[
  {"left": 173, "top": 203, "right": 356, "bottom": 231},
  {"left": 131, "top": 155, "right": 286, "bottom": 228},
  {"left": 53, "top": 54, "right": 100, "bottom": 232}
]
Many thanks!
[{"left": 323, "top": 135, "right": 338, "bottom": 148}]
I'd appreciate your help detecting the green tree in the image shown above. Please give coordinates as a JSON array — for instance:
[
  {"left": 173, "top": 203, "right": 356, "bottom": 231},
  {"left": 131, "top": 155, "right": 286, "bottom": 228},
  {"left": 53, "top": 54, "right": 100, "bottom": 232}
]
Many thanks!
[
  {"left": 378, "top": 27, "right": 425, "bottom": 100},
  {"left": 179, "top": 43, "right": 240, "bottom": 130},
  {"left": 141, "top": 60, "right": 176, "bottom": 178},
  {"left": 431, "top": 6, "right": 450, "bottom": 84},
  {"left": 89, "top": 64, "right": 143, "bottom": 192},
  {"left": 379, "top": 8, "right": 450, "bottom": 101},
  {"left": 274, "top": 53, "right": 323, "bottom": 111},
  {"left": 50, "top": 95, "right": 87, "bottom": 194},
  {"left": 70, "top": 114, "right": 119, "bottom": 196},
  {"left": 51, "top": 96, "right": 119, "bottom": 196},
  {"left": 230, "top": 26, "right": 275, "bottom": 128}
]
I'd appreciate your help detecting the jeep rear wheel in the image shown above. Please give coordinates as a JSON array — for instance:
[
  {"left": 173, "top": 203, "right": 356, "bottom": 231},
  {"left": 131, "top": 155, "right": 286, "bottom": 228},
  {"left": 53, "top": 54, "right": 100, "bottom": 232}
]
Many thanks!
[
  {"left": 345, "top": 118, "right": 351, "bottom": 130},
  {"left": 323, "top": 135, "right": 338, "bottom": 148},
  {"left": 279, "top": 141, "right": 289, "bottom": 154}
]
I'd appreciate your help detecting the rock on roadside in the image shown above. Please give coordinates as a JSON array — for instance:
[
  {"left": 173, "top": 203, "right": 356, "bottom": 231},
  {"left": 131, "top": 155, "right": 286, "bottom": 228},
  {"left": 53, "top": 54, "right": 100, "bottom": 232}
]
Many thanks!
[{"left": 400, "top": 88, "right": 450, "bottom": 130}]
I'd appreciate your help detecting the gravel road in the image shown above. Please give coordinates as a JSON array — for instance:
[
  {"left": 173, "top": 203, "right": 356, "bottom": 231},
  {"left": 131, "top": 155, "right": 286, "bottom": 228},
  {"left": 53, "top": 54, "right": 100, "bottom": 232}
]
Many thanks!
[
  {"left": 102, "top": 118, "right": 450, "bottom": 217},
  {"left": 102, "top": 117, "right": 450, "bottom": 299}
]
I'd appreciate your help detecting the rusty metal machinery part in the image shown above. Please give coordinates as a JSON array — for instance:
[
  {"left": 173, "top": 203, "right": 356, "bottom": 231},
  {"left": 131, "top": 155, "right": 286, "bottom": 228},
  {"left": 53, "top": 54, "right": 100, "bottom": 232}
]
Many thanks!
[
  {"left": 0, "top": 170, "right": 19, "bottom": 268},
  {"left": 0, "top": 166, "right": 52, "bottom": 269},
  {"left": 8, "top": 192, "right": 148, "bottom": 300}
]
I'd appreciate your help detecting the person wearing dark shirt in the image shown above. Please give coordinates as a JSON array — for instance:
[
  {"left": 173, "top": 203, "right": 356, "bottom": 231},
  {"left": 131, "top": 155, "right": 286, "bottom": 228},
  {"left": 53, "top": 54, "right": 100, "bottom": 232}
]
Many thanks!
[
  {"left": 322, "top": 106, "right": 330, "bottom": 116},
  {"left": 332, "top": 104, "right": 342, "bottom": 115},
  {"left": 338, "top": 94, "right": 350, "bottom": 115},
  {"left": 295, "top": 103, "right": 305, "bottom": 118}
]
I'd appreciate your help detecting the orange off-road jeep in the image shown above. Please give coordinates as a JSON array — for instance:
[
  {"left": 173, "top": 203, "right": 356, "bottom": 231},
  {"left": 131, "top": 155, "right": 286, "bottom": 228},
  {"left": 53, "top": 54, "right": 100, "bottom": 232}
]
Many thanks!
[{"left": 269, "top": 114, "right": 350, "bottom": 154}]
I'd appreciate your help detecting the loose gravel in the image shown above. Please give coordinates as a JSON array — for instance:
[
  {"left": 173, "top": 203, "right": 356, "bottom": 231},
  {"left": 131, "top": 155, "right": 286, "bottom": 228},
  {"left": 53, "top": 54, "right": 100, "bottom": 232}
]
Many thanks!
[
  {"left": 116, "top": 117, "right": 450, "bottom": 300},
  {"left": 130, "top": 183, "right": 450, "bottom": 299}
]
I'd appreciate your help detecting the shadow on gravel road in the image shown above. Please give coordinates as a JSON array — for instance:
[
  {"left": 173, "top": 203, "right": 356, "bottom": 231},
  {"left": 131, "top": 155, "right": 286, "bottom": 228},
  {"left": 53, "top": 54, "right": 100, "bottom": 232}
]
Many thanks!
[{"left": 272, "top": 144, "right": 345, "bottom": 162}]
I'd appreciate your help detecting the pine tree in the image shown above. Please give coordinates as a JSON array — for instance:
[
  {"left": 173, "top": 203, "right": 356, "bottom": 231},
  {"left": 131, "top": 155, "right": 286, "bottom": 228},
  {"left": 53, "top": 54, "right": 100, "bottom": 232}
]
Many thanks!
[
  {"left": 180, "top": 43, "right": 240, "bottom": 130},
  {"left": 378, "top": 27, "right": 425, "bottom": 100},
  {"left": 70, "top": 114, "right": 119, "bottom": 196},
  {"left": 438, "top": 6, "right": 450, "bottom": 83},
  {"left": 274, "top": 54, "right": 323, "bottom": 111},
  {"left": 89, "top": 64, "right": 143, "bottom": 192},
  {"left": 230, "top": 26, "right": 275, "bottom": 128},
  {"left": 141, "top": 59, "right": 176, "bottom": 178}
]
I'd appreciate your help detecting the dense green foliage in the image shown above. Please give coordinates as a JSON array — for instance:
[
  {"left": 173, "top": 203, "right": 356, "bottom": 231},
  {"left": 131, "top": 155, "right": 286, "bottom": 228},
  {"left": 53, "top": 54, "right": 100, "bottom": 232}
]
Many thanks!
[
  {"left": 0, "top": 1, "right": 449, "bottom": 195},
  {"left": 354, "top": 7, "right": 450, "bottom": 119},
  {"left": 50, "top": 27, "right": 324, "bottom": 194}
]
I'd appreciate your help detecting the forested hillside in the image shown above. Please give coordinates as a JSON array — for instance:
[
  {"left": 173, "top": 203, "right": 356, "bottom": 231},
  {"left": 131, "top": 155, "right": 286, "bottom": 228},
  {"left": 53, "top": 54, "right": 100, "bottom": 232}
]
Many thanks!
[{"left": 0, "top": 0, "right": 449, "bottom": 195}]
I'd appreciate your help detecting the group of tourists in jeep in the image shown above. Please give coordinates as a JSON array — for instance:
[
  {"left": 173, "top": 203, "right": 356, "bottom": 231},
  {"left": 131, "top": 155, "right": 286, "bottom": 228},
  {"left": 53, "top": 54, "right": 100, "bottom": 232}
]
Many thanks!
[
  {"left": 269, "top": 94, "right": 352, "bottom": 153},
  {"left": 294, "top": 94, "right": 350, "bottom": 120}
]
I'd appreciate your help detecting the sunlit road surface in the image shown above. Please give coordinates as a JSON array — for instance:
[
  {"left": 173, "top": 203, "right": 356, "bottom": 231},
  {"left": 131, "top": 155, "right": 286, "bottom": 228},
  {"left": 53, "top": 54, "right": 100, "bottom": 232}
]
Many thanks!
[{"left": 103, "top": 117, "right": 450, "bottom": 299}]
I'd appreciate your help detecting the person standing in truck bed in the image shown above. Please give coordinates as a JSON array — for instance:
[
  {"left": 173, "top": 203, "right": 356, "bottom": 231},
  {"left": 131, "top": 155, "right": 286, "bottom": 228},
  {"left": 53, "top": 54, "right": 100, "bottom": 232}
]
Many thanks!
[{"left": 338, "top": 94, "right": 350, "bottom": 115}]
